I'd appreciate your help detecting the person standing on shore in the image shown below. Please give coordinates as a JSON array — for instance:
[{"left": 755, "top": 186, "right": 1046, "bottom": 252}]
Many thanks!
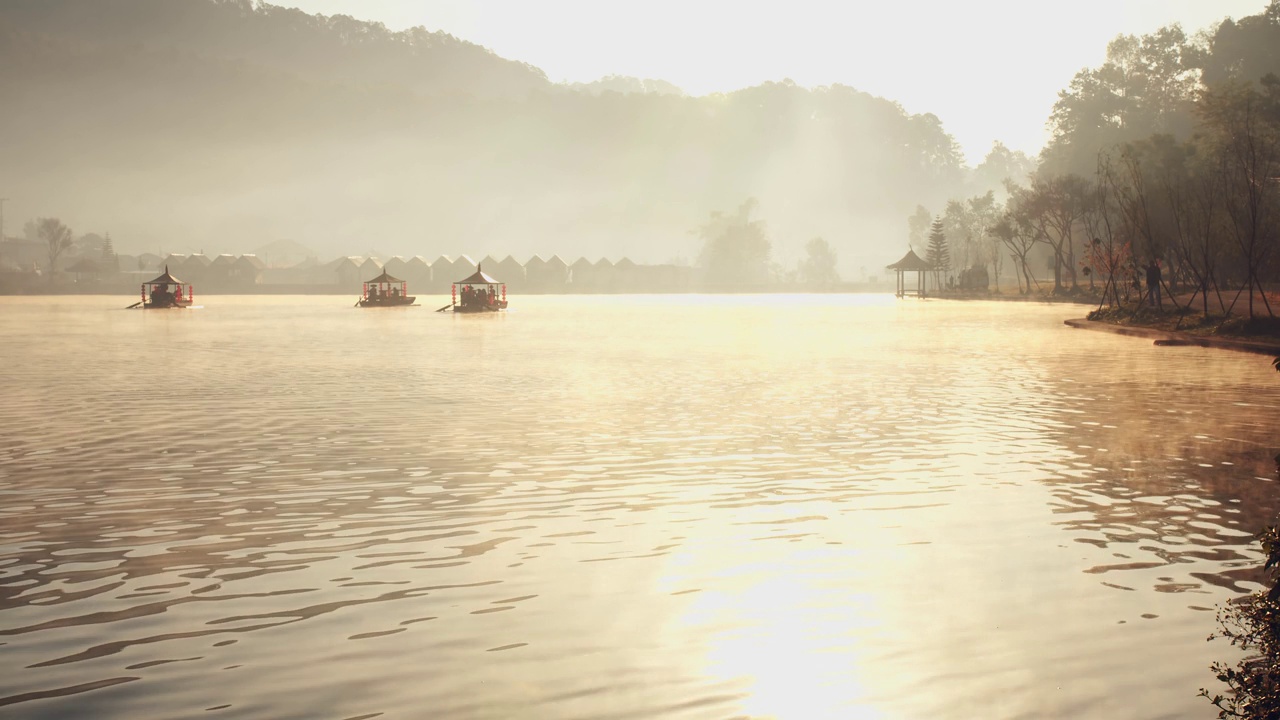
[{"left": 1146, "top": 259, "right": 1162, "bottom": 308}]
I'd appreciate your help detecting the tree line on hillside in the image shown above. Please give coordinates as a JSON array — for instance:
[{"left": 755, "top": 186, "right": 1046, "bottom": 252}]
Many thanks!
[
  {"left": 0, "top": 0, "right": 1021, "bottom": 267},
  {"left": 913, "top": 2, "right": 1280, "bottom": 322}
]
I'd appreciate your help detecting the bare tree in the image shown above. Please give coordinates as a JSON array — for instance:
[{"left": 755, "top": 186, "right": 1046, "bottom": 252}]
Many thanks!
[
  {"left": 992, "top": 185, "right": 1042, "bottom": 295},
  {"left": 1026, "top": 174, "right": 1091, "bottom": 293},
  {"left": 1149, "top": 136, "right": 1228, "bottom": 319},
  {"left": 37, "top": 217, "right": 73, "bottom": 283},
  {"left": 1084, "top": 156, "right": 1132, "bottom": 308},
  {"left": 1201, "top": 82, "right": 1280, "bottom": 319}
]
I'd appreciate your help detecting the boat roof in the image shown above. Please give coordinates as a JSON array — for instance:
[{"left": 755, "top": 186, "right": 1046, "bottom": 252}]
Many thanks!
[
  {"left": 366, "top": 270, "right": 404, "bottom": 284},
  {"left": 145, "top": 265, "right": 185, "bottom": 285},
  {"left": 455, "top": 263, "right": 501, "bottom": 284}
]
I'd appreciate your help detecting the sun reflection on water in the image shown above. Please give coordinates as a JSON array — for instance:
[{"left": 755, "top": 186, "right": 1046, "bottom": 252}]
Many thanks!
[{"left": 661, "top": 517, "right": 900, "bottom": 719}]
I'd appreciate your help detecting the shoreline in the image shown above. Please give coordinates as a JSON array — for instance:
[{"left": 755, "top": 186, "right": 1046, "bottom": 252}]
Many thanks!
[
  {"left": 1063, "top": 317, "right": 1280, "bottom": 356},
  {"left": 925, "top": 289, "right": 1280, "bottom": 357}
]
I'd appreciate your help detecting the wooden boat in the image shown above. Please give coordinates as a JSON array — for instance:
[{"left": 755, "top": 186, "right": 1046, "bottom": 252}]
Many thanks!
[
  {"left": 134, "top": 266, "right": 194, "bottom": 309},
  {"left": 357, "top": 270, "right": 417, "bottom": 307},
  {"left": 443, "top": 264, "right": 507, "bottom": 313}
]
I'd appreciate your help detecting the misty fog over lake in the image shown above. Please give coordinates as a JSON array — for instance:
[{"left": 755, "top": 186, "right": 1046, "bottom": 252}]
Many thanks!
[{"left": 5, "top": 0, "right": 1280, "bottom": 718}]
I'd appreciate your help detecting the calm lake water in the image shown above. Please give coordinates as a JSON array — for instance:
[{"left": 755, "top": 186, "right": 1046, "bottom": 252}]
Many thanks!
[{"left": 1, "top": 294, "right": 1278, "bottom": 719}]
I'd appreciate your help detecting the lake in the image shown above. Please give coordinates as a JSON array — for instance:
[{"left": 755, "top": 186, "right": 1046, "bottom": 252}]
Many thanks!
[{"left": 1, "top": 294, "right": 1277, "bottom": 719}]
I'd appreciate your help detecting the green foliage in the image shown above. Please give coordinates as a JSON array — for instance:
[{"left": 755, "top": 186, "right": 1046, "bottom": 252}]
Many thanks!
[
  {"left": 1044, "top": 26, "right": 1199, "bottom": 176},
  {"left": 926, "top": 218, "right": 949, "bottom": 268},
  {"left": 941, "top": 191, "right": 1000, "bottom": 275},
  {"left": 907, "top": 206, "right": 933, "bottom": 255},
  {"left": 1200, "top": 2, "right": 1280, "bottom": 91},
  {"left": 696, "top": 199, "right": 772, "bottom": 286},
  {"left": 1202, "top": 524, "right": 1280, "bottom": 719},
  {"left": 926, "top": 218, "right": 950, "bottom": 289},
  {"left": 798, "top": 237, "right": 839, "bottom": 286},
  {"left": 969, "top": 142, "right": 1036, "bottom": 198}
]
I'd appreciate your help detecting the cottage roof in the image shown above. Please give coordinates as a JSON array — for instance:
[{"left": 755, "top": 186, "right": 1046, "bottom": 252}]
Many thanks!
[
  {"left": 326, "top": 256, "right": 361, "bottom": 270},
  {"left": 886, "top": 248, "right": 932, "bottom": 271}
]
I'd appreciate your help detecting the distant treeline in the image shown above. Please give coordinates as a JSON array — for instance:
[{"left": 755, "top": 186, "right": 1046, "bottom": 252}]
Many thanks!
[
  {"left": 915, "top": 2, "right": 1280, "bottom": 318},
  {"left": 0, "top": 0, "right": 1027, "bottom": 270}
]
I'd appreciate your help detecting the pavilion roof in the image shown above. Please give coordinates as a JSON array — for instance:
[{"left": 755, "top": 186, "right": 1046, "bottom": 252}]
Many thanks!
[
  {"left": 455, "top": 263, "right": 501, "bottom": 284},
  {"left": 145, "top": 265, "right": 185, "bottom": 285},
  {"left": 235, "top": 254, "right": 266, "bottom": 270},
  {"left": 366, "top": 270, "right": 404, "bottom": 284},
  {"left": 886, "top": 248, "right": 932, "bottom": 271}
]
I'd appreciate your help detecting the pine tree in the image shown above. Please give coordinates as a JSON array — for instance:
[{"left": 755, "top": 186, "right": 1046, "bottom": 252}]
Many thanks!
[
  {"left": 926, "top": 218, "right": 950, "bottom": 290},
  {"left": 102, "top": 233, "right": 119, "bottom": 270}
]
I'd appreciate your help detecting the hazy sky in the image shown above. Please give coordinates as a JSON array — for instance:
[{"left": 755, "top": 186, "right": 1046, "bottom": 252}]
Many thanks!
[{"left": 281, "top": 0, "right": 1267, "bottom": 165}]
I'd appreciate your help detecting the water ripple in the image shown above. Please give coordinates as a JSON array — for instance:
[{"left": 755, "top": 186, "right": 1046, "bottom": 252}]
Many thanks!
[{"left": 1, "top": 296, "right": 1277, "bottom": 719}]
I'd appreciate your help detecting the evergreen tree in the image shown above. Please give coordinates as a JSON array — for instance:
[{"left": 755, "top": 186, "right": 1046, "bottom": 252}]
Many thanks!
[
  {"left": 102, "top": 233, "right": 119, "bottom": 270},
  {"left": 926, "top": 217, "right": 950, "bottom": 290}
]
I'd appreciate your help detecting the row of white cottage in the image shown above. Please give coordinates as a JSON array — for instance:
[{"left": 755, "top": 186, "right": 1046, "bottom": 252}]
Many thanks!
[{"left": 156, "top": 253, "right": 693, "bottom": 292}]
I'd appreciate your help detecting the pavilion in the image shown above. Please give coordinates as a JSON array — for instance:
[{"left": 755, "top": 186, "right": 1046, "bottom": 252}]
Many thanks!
[{"left": 886, "top": 248, "right": 932, "bottom": 298}]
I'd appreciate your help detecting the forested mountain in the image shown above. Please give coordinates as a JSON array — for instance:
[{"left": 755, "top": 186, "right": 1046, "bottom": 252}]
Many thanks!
[{"left": 0, "top": 0, "right": 990, "bottom": 270}]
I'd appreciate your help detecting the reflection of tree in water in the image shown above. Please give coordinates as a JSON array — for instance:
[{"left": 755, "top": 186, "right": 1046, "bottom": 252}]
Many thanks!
[{"left": 1034, "top": 374, "right": 1280, "bottom": 595}]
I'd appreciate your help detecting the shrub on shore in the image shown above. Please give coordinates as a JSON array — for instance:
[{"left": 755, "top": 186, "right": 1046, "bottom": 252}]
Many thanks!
[
  {"left": 1201, "top": 358, "right": 1280, "bottom": 718},
  {"left": 1201, "top": 524, "right": 1280, "bottom": 719}
]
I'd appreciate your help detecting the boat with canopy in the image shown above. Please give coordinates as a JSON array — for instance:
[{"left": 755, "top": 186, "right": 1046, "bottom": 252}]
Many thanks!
[
  {"left": 442, "top": 264, "right": 507, "bottom": 313},
  {"left": 357, "top": 270, "right": 416, "bottom": 307},
  {"left": 133, "top": 266, "right": 194, "bottom": 309}
]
